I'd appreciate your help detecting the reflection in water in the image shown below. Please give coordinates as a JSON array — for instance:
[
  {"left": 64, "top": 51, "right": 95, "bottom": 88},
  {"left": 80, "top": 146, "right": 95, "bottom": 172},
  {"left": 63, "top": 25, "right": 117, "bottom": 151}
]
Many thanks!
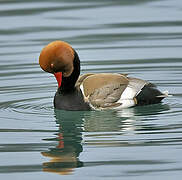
[
  {"left": 41, "top": 103, "right": 169, "bottom": 175},
  {"left": 41, "top": 110, "right": 84, "bottom": 175},
  {"left": 84, "top": 103, "right": 170, "bottom": 132}
]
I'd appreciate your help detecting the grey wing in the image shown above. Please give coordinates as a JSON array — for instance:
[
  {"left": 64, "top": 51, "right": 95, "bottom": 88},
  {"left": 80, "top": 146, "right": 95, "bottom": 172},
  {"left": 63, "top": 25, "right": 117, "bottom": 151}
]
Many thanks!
[
  {"left": 88, "top": 83, "right": 127, "bottom": 108},
  {"left": 127, "top": 77, "right": 148, "bottom": 96}
]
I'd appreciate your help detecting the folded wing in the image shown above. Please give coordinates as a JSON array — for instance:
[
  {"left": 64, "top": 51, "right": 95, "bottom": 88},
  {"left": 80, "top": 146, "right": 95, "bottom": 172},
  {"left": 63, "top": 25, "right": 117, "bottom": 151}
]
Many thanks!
[{"left": 78, "top": 73, "right": 129, "bottom": 108}]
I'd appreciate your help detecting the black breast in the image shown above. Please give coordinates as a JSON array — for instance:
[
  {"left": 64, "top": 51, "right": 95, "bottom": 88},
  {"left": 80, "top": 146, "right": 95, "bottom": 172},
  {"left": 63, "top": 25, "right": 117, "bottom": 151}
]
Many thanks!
[{"left": 54, "top": 88, "right": 91, "bottom": 111}]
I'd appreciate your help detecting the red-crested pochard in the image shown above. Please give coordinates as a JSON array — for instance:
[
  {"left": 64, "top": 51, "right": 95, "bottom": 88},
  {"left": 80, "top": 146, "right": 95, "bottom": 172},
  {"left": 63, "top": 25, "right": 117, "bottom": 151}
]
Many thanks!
[{"left": 39, "top": 40, "right": 168, "bottom": 111}]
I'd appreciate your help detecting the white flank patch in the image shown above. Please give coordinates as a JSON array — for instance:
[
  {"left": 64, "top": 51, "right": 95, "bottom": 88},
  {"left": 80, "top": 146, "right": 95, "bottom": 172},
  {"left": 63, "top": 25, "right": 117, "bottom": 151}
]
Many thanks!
[
  {"left": 120, "top": 86, "right": 137, "bottom": 100},
  {"left": 114, "top": 99, "right": 135, "bottom": 110},
  {"left": 114, "top": 86, "right": 138, "bottom": 109}
]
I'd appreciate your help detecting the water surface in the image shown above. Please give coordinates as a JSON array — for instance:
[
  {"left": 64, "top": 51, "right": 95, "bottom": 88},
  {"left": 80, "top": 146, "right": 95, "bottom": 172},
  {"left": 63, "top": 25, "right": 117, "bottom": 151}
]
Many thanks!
[{"left": 0, "top": 0, "right": 182, "bottom": 179}]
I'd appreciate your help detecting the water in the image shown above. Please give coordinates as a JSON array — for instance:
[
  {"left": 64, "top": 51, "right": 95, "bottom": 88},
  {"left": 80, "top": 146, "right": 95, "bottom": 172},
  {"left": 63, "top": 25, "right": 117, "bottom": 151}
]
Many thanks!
[{"left": 0, "top": 0, "right": 182, "bottom": 179}]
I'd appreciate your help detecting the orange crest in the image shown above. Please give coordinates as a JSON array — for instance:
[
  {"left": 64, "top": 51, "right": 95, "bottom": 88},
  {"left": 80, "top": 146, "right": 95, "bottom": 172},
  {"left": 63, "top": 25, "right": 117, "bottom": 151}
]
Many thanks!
[{"left": 39, "top": 41, "right": 74, "bottom": 73}]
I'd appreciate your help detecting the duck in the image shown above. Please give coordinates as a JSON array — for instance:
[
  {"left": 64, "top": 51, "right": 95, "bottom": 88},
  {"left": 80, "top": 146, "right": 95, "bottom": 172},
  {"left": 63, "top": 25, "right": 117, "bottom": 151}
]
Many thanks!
[{"left": 39, "top": 40, "right": 168, "bottom": 111}]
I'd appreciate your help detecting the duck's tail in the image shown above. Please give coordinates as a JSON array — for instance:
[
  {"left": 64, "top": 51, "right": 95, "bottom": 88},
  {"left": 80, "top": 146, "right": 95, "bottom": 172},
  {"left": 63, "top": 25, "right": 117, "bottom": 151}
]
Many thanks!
[{"left": 136, "top": 84, "right": 170, "bottom": 106}]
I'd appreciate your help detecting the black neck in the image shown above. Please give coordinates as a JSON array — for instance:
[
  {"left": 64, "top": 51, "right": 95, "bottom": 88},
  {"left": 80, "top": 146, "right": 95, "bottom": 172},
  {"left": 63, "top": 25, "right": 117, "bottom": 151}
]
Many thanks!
[{"left": 59, "top": 50, "right": 80, "bottom": 93}]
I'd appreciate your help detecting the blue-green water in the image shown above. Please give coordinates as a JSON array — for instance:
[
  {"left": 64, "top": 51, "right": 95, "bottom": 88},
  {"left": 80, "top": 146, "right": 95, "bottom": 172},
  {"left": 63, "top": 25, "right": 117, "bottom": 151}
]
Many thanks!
[{"left": 0, "top": 0, "right": 182, "bottom": 179}]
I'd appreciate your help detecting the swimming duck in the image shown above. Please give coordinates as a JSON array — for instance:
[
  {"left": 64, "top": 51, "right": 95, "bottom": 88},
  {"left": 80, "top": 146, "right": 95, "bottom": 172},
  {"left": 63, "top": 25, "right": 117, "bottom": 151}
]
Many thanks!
[{"left": 39, "top": 40, "right": 168, "bottom": 111}]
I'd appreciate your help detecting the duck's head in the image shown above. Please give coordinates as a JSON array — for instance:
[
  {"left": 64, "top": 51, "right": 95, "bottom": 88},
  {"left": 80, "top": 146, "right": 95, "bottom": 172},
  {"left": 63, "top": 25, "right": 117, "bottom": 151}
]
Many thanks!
[{"left": 39, "top": 41, "right": 80, "bottom": 90}]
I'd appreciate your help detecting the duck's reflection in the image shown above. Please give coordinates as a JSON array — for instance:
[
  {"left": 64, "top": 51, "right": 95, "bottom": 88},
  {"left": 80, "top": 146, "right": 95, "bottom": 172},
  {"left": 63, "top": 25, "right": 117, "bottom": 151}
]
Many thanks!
[
  {"left": 41, "top": 110, "right": 84, "bottom": 175},
  {"left": 83, "top": 104, "right": 170, "bottom": 132},
  {"left": 41, "top": 103, "right": 170, "bottom": 175}
]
